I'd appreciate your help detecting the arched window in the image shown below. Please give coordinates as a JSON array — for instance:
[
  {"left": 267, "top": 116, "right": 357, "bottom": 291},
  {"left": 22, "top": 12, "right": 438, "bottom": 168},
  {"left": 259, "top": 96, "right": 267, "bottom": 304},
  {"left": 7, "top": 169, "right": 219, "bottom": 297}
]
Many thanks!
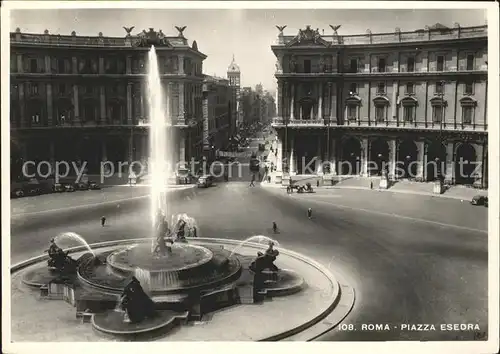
[
  {"left": 373, "top": 96, "right": 389, "bottom": 123},
  {"left": 459, "top": 96, "right": 477, "bottom": 125},
  {"left": 430, "top": 96, "right": 447, "bottom": 123},
  {"left": 399, "top": 96, "right": 418, "bottom": 123},
  {"left": 345, "top": 95, "right": 361, "bottom": 122}
]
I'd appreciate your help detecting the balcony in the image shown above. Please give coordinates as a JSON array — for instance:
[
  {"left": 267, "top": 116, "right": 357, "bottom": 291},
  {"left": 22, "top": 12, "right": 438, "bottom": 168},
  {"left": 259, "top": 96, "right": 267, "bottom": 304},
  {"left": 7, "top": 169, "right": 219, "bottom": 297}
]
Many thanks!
[{"left": 272, "top": 117, "right": 326, "bottom": 127}]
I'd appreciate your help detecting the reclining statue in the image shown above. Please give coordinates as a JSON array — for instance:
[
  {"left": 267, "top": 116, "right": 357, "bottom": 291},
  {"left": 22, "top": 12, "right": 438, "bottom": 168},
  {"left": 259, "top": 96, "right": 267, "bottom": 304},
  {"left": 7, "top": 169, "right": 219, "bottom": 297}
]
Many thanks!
[
  {"left": 47, "top": 238, "right": 77, "bottom": 274},
  {"left": 119, "top": 276, "right": 156, "bottom": 323},
  {"left": 249, "top": 241, "right": 280, "bottom": 273}
]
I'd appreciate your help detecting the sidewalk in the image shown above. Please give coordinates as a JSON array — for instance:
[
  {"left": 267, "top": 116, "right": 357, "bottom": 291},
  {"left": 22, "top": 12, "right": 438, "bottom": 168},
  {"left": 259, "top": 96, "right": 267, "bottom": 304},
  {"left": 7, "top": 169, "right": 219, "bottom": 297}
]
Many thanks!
[{"left": 261, "top": 175, "right": 487, "bottom": 201}]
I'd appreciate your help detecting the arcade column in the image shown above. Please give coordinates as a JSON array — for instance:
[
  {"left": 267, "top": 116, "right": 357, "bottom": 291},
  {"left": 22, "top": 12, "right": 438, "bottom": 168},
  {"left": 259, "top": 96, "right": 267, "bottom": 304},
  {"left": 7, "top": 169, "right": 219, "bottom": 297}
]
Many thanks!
[
  {"left": 316, "top": 138, "right": 323, "bottom": 175},
  {"left": 388, "top": 139, "right": 397, "bottom": 180},
  {"left": 49, "top": 141, "right": 55, "bottom": 170},
  {"left": 361, "top": 138, "right": 369, "bottom": 177},
  {"left": 415, "top": 141, "right": 426, "bottom": 182},
  {"left": 472, "top": 143, "right": 484, "bottom": 188},
  {"left": 289, "top": 133, "right": 296, "bottom": 175},
  {"left": 101, "top": 140, "right": 108, "bottom": 162},
  {"left": 444, "top": 142, "right": 455, "bottom": 185},
  {"left": 276, "top": 136, "right": 283, "bottom": 173},
  {"left": 328, "top": 137, "right": 337, "bottom": 175},
  {"left": 179, "top": 133, "right": 186, "bottom": 168}
]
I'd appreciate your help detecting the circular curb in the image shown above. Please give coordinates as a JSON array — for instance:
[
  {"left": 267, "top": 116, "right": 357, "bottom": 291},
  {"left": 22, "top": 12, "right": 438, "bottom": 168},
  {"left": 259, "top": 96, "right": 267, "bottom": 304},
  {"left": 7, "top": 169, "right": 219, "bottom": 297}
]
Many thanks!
[
  {"left": 92, "top": 311, "right": 180, "bottom": 336},
  {"left": 11, "top": 237, "right": 344, "bottom": 341}
]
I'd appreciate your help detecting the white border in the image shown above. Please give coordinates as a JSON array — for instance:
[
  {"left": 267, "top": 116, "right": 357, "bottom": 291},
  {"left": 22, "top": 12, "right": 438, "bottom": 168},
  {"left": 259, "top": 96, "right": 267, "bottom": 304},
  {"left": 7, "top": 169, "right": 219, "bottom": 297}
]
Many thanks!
[{"left": 2, "top": 2, "right": 498, "bottom": 354}]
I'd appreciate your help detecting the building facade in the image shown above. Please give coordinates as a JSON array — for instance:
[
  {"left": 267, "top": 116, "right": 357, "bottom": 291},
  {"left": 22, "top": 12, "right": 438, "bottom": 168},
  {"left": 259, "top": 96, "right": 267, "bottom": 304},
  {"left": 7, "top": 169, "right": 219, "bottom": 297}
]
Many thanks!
[
  {"left": 227, "top": 55, "right": 242, "bottom": 133},
  {"left": 272, "top": 24, "right": 488, "bottom": 187},
  {"left": 202, "top": 75, "right": 235, "bottom": 161},
  {"left": 10, "top": 27, "right": 206, "bottom": 177}
]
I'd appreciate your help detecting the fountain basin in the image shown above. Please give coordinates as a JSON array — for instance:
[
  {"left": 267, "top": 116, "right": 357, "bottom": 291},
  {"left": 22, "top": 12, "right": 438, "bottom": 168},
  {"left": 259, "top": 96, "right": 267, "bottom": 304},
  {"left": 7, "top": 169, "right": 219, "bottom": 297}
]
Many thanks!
[
  {"left": 12, "top": 238, "right": 352, "bottom": 341},
  {"left": 78, "top": 243, "right": 242, "bottom": 295}
]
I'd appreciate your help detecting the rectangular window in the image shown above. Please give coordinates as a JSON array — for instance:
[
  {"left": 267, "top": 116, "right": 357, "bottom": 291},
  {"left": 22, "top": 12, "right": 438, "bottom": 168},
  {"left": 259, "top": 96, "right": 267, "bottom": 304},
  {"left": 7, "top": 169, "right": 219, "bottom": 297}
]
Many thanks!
[
  {"left": 350, "top": 58, "right": 358, "bottom": 73},
  {"left": 433, "top": 106, "right": 443, "bottom": 123},
  {"left": 403, "top": 106, "right": 414, "bottom": 122},
  {"left": 377, "top": 82, "right": 385, "bottom": 94},
  {"left": 304, "top": 60, "right": 311, "bottom": 73},
  {"left": 466, "top": 54, "right": 474, "bottom": 71},
  {"left": 437, "top": 55, "right": 444, "bottom": 71},
  {"left": 464, "top": 82, "right": 473, "bottom": 95},
  {"left": 407, "top": 57, "right": 415, "bottom": 72},
  {"left": 378, "top": 58, "right": 386, "bottom": 73},
  {"left": 435, "top": 81, "right": 444, "bottom": 95},
  {"left": 11, "top": 54, "right": 17, "bottom": 72},
  {"left": 58, "top": 59, "right": 65, "bottom": 73},
  {"left": 375, "top": 106, "right": 385, "bottom": 122},
  {"left": 462, "top": 106, "right": 473, "bottom": 124},
  {"left": 30, "top": 58, "right": 38, "bottom": 73},
  {"left": 349, "top": 83, "right": 357, "bottom": 94},
  {"left": 406, "top": 82, "right": 414, "bottom": 94},
  {"left": 30, "top": 83, "right": 39, "bottom": 95},
  {"left": 347, "top": 105, "right": 357, "bottom": 120},
  {"left": 58, "top": 84, "right": 66, "bottom": 95}
]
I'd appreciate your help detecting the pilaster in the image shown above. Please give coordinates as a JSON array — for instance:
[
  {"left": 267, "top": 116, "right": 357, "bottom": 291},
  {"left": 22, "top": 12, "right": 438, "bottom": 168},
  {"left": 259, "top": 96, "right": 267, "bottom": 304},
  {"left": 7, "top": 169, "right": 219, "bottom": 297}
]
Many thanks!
[
  {"left": 290, "top": 84, "right": 295, "bottom": 119},
  {"left": 100, "top": 86, "right": 106, "bottom": 124},
  {"left": 421, "top": 51, "right": 429, "bottom": 72},
  {"left": 178, "top": 82, "right": 185, "bottom": 123},
  {"left": 127, "top": 83, "right": 133, "bottom": 125},
  {"left": 19, "top": 83, "right": 26, "bottom": 128},
  {"left": 391, "top": 82, "right": 398, "bottom": 120},
  {"left": 46, "top": 83, "right": 53, "bottom": 126},
  {"left": 73, "top": 85, "right": 79, "bottom": 124},
  {"left": 318, "top": 83, "right": 323, "bottom": 120},
  {"left": 178, "top": 55, "right": 185, "bottom": 75},
  {"left": 126, "top": 56, "right": 132, "bottom": 75},
  {"left": 17, "top": 54, "right": 23, "bottom": 73}
]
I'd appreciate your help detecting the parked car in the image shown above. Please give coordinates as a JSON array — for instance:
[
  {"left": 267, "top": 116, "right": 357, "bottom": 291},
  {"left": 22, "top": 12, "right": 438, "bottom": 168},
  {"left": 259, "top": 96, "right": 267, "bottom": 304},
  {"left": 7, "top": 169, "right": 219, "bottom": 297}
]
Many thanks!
[
  {"left": 64, "top": 184, "right": 76, "bottom": 192},
  {"left": 75, "top": 182, "right": 90, "bottom": 191},
  {"left": 88, "top": 181, "right": 101, "bottom": 190},
  {"left": 52, "top": 183, "right": 66, "bottom": 193},
  {"left": 197, "top": 175, "right": 214, "bottom": 188},
  {"left": 471, "top": 195, "right": 488, "bottom": 206}
]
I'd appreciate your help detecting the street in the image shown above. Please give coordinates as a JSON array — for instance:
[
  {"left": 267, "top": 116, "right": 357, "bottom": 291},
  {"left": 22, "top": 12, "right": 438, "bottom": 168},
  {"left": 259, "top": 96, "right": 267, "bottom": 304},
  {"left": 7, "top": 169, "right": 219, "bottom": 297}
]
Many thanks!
[{"left": 10, "top": 163, "right": 488, "bottom": 340}]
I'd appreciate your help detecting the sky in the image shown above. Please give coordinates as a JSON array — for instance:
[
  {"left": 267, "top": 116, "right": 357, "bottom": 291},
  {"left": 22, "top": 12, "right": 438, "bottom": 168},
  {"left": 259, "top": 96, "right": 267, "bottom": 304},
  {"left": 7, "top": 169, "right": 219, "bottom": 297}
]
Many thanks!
[{"left": 9, "top": 8, "right": 486, "bottom": 91}]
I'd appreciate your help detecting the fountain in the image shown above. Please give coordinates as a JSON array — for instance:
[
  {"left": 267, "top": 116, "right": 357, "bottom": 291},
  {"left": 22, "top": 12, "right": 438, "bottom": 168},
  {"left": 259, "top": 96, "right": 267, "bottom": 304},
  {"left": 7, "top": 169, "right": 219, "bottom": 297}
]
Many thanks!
[{"left": 12, "top": 32, "right": 350, "bottom": 341}]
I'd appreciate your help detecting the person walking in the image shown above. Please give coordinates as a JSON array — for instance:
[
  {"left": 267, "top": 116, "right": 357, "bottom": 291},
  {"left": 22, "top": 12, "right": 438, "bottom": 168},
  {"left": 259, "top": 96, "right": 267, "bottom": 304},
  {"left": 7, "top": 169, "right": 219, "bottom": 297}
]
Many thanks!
[
  {"left": 249, "top": 174, "right": 255, "bottom": 187},
  {"left": 101, "top": 216, "right": 106, "bottom": 227},
  {"left": 272, "top": 221, "right": 278, "bottom": 234},
  {"left": 307, "top": 208, "right": 312, "bottom": 220}
]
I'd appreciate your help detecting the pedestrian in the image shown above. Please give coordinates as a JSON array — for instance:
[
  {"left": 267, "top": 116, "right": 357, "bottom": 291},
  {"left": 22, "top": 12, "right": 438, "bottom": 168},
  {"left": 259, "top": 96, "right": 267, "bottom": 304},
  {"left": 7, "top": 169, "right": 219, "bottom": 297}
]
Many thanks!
[
  {"left": 307, "top": 208, "right": 312, "bottom": 220},
  {"left": 316, "top": 180, "right": 320, "bottom": 188},
  {"left": 249, "top": 174, "right": 255, "bottom": 187},
  {"left": 267, "top": 175, "right": 271, "bottom": 183},
  {"left": 101, "top": 216, "right": 106, "bottom": 227},
  {"left": 272, "top": 221, "right": 278, "bottom": 234},
  {"left": 370, "top": 180, "right": 373, "bottom": 190}
]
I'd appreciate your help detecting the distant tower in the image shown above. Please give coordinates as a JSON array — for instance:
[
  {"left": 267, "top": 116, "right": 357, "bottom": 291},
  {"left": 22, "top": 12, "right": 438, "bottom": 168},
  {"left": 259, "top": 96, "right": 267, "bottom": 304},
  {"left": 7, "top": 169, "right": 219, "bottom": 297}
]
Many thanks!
[{"left": 227, "top": 54, "right": 242, "bottom": 132}]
